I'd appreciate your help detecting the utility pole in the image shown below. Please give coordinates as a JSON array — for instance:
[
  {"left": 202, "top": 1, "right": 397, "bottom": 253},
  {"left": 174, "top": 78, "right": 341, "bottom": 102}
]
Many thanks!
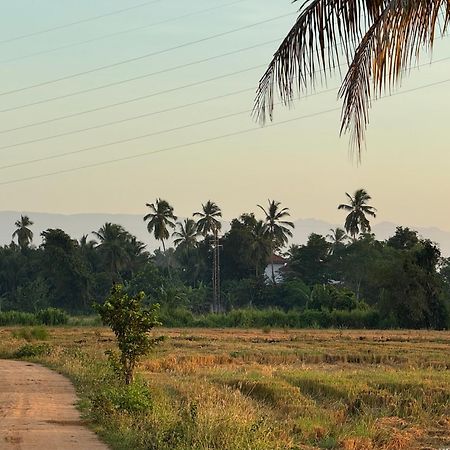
[{"left": 212, "top": 227, "right": 221, "bottom": 313}]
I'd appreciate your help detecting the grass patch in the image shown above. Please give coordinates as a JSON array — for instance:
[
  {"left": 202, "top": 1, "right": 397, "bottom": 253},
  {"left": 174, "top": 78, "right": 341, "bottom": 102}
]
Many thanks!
[
  {"left": 0, "top": 327, "right": 448, "bottom": 449},
  {"left": 11, "top": 326, "right": 49, "bottom": 341}
]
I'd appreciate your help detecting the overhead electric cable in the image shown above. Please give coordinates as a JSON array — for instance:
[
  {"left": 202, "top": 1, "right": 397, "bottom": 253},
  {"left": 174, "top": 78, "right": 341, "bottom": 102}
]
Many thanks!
[
  {"left": 0, "top": 50, "right": 446, "bottom": 138},
  {"left": 0, "top": 87, "right": 338, "bottom": 163},
  {"left": 0, "top": 0, "right": 250, "bottom": 65},
  {"left": 0, "top": 109, "right": 340, "bottom": 186},
  {"left": 0, "top": 64, "right": 266, "bottom": 134},
  {"left": 0, "top": 38, "right": 282, "bottom": 113},
  {"left": 1, "top": 74, "right": 450, "bottom": 186},
  {"left": 0, "top": 12, "right": 295, "bottom": 97},
  {"left": 0, "top": 0, "right": 162, "bottom": 45}
]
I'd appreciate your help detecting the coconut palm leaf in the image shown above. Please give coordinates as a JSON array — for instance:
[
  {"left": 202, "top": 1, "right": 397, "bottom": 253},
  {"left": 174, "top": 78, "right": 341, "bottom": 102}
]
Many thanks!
[{"left": 254, "top": 0, "right": 449, "bottom": 153}]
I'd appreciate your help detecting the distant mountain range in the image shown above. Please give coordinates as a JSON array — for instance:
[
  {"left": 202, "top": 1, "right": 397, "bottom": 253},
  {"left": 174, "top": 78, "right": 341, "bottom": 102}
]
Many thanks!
[{"left": 2, "top": 211, "right": 450, "bottom": 256}]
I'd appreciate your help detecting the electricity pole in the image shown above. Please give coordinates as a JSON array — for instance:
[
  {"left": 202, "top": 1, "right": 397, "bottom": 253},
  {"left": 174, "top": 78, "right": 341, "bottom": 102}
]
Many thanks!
[{"left": 212, "top": 227, "right": 221, "bottom": 313}]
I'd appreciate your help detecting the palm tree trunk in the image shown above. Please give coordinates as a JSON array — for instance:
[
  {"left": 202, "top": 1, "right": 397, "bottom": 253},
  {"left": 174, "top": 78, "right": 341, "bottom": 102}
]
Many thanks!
[{"left": 162, "top": 239, "right": 171, "bottom": 279}]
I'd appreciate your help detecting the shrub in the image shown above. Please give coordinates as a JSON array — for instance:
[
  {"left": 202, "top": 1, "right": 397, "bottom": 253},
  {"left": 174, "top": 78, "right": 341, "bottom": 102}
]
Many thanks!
[
  {"left": 91, "top": 379, "right": 153, "bottom": 416},
  {"left": 0, "top": 311, "right": 38, "bottom": 326},
  {"left": 95, "top": 285, "right": 160, "bottom": 384},
  {"left": 11, "top": 327, "right": 49, "bottom": 341},
  {"left": 14, "top": 343, "right": 52, "bottom": 358},
  {"left": 36, "top": 307, "right": 69, "bottom": 325}
]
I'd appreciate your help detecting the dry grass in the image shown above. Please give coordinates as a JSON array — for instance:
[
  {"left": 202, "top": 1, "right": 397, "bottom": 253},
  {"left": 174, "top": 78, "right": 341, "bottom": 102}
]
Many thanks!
[{"left": 0, "top": 326, "right": 449, "bottom": 449}]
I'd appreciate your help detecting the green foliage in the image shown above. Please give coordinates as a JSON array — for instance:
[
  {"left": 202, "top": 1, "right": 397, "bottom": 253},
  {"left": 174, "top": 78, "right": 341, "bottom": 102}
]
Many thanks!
[
  {"left": 95, "top": 285, "right": 160, "bottom": 384},
  {"left": 0, "top": 311, "right": 38, "bottom": 326},
  {"left": 11, "top": 327, "right": 49, "bottom": 341},
  {"left": 92, "top": 378, "right": 153, "bottom": 416},
  {"left": 36, "top": 307, "right": 69, "bottom": 325},
  {"left": 14, "top": 343, "right": 52, "bottom": 358},
  {"left": 158, "top": 306, "right": 379, "bottom": 329},
  {"left": 308, "top": 285, "right": 359, "bottom": 311}
]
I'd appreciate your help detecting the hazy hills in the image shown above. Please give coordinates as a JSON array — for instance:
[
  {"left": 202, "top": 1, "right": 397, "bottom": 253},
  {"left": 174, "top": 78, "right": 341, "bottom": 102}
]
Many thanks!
[{"left": 2, "top": 211, "right": 450, "bottom": 256}]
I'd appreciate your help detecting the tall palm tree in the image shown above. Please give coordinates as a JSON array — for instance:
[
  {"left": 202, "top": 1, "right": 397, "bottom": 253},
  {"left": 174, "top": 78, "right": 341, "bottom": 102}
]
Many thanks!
[
  {"left": 338, "top": 189, "right": 377, "bottom": 238},
  {"left": 326, "top": 227, "right": 349, "bottom": 254},
  {"left": 12, "top": 215, "right": 34, "bottom": 250},
  {"left": 194, "top": 201, "right": 222, "bottom": 237},
  {"left": 257, "top": 200, "right": 294, "bottom": 283},
  {"left": 254, "top": 1, "right": 446, "bottom": 153},
  {"left": 251, "top": 219, "right": 271, "bottom": 277},
  {"left": 93, "top": 223, "right": 130, "bottom": 283},
  {"left": 143, "top": 199, "right": 177, "bottom": 252},
  {"left": 173, "top": 218, "right": 199, "bottom": 252}
]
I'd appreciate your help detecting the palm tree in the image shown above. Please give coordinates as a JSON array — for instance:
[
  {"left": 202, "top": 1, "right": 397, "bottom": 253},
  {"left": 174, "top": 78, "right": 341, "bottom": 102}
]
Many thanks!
[
  {"left": 257, "top": 200, "right": 294, "bottom": 283},
  {"left": 326, "top": 227, "right": 349, "bottom": 254},
  {"left": 194, "top": 201, "right": 222, "bottom": 237},
  {"left": 12, "top": 215, "right": 34, "bottom": 250},
  {"left": 254, "top": 1, "right": 445, "bottom": 153},
  {"left": 93, "top": 223, "right": 130, "bottom": 283},
  {"left": 143, "top": 199, "right": 177, "bottom": 252},
  {"left": 173, "top": 219, "right": 199, "bottom": 252},
  {"left": 338, "top": 189, "right": 377, "bottom": 238},
  {"left": 251, "top": 219, "right": 271, "bottom": 277}
]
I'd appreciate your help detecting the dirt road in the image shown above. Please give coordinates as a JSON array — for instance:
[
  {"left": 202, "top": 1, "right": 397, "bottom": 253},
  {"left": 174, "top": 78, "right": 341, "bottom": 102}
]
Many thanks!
[{"left": 0, "top": 359, "right": 109, "bottom": 449}]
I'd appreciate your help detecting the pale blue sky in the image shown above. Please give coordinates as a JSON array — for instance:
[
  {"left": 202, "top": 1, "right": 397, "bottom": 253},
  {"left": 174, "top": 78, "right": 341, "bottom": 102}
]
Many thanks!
[{"left": 1, "top": 1, "right": 449, "bottom": 230}]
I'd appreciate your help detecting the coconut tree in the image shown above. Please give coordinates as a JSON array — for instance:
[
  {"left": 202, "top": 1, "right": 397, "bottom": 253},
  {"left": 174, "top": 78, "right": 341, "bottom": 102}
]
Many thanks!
[
  {"left": 143, "top": 199, "right": 177, "bottom": 252},
  {"left": 173, "top": 218, "right": 199, "bottom": 252},
  {"left": 257, "top": 200, "right": 294, "bottom": 283},
  {"left": 12, "top": 215, "right": 34, "bottom": 250},
  {"left": 254, "top": 1, "right": 447, "bottom": 153},
  {"left": 251, "top": 219, "right": 271, "bottom": 277},
  {"left": 326, "top": 227, "right": 349, "bottom": 254},
  {"left": 338, "top": 189, "right": 377, "bottom": 238},
  {"left": 194, "top": 201, "right": 222, "bottom": 237},
  {"left": 93, "top": 223, "right": 130, "bottom": 283},
  {"left": 194, "top": 201, "right": 222, "bottom": 311}
]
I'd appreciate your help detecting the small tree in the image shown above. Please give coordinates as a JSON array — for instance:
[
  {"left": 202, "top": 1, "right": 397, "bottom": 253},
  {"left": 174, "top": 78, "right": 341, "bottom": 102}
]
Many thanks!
[{"left": 95, "top": 285, "right": 160, "bottom": 384}]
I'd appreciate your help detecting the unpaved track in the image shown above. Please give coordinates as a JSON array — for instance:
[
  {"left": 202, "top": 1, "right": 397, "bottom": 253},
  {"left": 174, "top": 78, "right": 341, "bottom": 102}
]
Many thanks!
[{"left": 0, "top": 360, "right": 109, "bottom": 449}]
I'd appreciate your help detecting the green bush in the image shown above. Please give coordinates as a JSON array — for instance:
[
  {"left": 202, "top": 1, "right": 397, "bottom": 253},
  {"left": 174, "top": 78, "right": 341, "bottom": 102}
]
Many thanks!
[
  {"left": 0, "top": 311, "right": 38, "bottom": 326},
  {"left": 36, "top": 307, "right": 69, "bottom": 325},
  {"left": 14, "top": 343, "right": 52, "bottom": 358},
  {"left": 11, "top": 327, "right": 49, "bottom": 341},
  {"left": 91, "top": 379, "right": 153, "bottom": 416},
  {"left": 95, "top": 285, "right": 160, "bottom": 384}
]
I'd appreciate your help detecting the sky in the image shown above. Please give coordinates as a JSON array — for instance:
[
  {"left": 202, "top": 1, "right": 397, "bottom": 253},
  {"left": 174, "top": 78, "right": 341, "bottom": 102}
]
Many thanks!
[{"left": 1, "top": 1, "right": 450, "bottom": 231}]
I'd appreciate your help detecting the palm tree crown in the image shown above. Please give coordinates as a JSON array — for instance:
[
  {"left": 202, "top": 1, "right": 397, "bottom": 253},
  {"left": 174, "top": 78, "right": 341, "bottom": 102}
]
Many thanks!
[
  {"left": 254, "top": 1, "right": 446, "bottom": 153},
  {"left": 194, "top": 201, "right": 222, "bottom": 237},
  {"left": 257, "top": 200, "right": 294, "bottom": 249},
  {"left": 258, "top": 200, "right": 294, "bottom": 283},
  {"left": 326, "top": 227, "right": 349, "bottom": 254},
  {"left": 93, "top": 223, "right": 130, "bottom": 282},
  {"left": 12, "top": 215, "right": 34, "bottom": 250},
  {"left": 338, "top": 189, "right": 377, "bottom": 238},
  {"left": 144, "top": 199, "right": 177, "bottom": 251},
  {"left": 173, "top": 218, "right": 200, "bottom": 251}
]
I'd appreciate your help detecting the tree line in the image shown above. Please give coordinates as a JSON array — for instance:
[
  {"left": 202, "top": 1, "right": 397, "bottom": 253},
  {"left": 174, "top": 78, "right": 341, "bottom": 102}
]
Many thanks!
[{"left": 1, "top": 190, "right": 449, "bottom": 329}]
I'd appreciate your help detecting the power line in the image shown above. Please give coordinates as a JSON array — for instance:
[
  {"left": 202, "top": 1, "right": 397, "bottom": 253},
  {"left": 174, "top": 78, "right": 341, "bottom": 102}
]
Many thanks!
[
  {"left": 0, "top": 108, "right": 340, "bottom": 186},
  {"left": 0, "top": 0, "right": 249, "bottom": 66},
  {"left": 4, "top": 48, "right": 449, "bottom": 114},
  {"left": 0, "top": 87, "right": 252, "bottom": 136},
  {"left": 0, "top": 87, "right": 338, "bottom": 167},
  {"left": 0, "top": 38, "right": 281, "bottom": 113},
  {"left": 0, "top": 64, "right": 266, "bottom": 134},
  {"left": 0, "top": 12, "right": 295, "bottom": 97},
  {"left": 0, "top": 51, "right": 446, "bottom": 140},
  {"left": 0, "top": 0, "right": 162, "bottom": 45},
  {"left": 2, "top": 74, "right": 450, "bottom": 186}
]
